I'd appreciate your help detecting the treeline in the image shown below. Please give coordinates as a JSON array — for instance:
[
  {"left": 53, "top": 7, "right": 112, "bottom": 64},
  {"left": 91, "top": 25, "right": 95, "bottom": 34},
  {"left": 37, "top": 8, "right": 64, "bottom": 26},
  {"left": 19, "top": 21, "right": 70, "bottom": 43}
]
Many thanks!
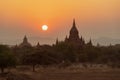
[{"left": 0, "top": 43, "right": 120, "bottom": 72}]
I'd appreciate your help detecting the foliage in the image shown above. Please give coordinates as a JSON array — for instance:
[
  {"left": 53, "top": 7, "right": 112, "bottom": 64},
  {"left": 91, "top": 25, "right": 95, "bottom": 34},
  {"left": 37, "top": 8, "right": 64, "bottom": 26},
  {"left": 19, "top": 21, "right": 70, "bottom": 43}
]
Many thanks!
[
  {"left": 22, "top": 50, "right": 59, "bottom": 71},
  {"left": 13, "top": 42, "right": 120, "bottom": 69},
  {"left": 0, "top": 45, "right": 16, "bottom": 73}
]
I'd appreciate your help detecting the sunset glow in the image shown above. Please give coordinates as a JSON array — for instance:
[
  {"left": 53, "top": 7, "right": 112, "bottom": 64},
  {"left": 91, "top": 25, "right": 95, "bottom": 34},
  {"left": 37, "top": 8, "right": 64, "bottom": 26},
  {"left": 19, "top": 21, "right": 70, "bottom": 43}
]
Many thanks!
[
  {"left": 0, "top": 0, "right": 120, "bottom": 45},
  {"left": 0, "top": 1, "right": 120, "bottom": 79}
]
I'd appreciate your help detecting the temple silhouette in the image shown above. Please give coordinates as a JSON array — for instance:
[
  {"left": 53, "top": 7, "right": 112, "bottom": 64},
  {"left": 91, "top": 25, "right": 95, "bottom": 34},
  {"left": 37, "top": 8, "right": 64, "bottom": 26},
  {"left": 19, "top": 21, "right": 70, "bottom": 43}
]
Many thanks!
[
  {"left": 19, "top": 35, "right": 32, "bottom": 48},
  {"left": 12, "top": 19, "right": 93, "bottom": 63},
  {"left": 55, "top": 19, "right": 92, "bottom": 50},
  {"left": 18, "top": 19, "right": 92, "bottom": 49},
  {"left": 14, "top": 19, "right": 93, "bottom": 49}
]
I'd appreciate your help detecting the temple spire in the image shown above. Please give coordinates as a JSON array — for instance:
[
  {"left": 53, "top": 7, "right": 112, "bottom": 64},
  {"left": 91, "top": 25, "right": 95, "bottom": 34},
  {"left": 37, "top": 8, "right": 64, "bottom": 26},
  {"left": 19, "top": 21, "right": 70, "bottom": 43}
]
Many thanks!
[
  {"left": 87, "top": 38, "right": 93, "bottom": 46},
  {"left": 23, "top": 35, "right": 28, "bottom": 43},
  {"left": 37, "top": 42, "right": 40, "bottom": 46},
  {"left": 69, "top": 19, "right": 79, "bottom": 40},
  {"left": 73, "top": 19, "right": 76, "bottom": 27},
  {"left": 20, "top": 35, "right": 32, "bottom": 47},
  {"left": 56, "top": 38, "right": 59, "bottom": 45}
]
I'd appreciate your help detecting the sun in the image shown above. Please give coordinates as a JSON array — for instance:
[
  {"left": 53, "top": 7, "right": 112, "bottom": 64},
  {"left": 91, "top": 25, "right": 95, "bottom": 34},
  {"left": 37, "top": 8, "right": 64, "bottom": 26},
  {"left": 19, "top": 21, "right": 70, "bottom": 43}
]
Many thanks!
[{"left": 42, "top": 25, "right": 48, "bottom": 31}]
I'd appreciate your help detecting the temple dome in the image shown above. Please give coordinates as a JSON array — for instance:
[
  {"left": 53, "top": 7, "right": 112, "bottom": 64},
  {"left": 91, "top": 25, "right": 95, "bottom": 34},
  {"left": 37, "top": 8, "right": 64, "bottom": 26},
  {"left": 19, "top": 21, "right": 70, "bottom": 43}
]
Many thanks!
[{"left": 19, "top": 35, "right": 32, "bottom": 47}]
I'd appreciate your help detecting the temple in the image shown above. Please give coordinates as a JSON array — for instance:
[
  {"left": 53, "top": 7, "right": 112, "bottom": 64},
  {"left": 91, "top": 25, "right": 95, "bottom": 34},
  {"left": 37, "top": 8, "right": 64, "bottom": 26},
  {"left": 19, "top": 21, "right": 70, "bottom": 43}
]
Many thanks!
[
  {"left": 64, "top": 19, "right": 85, "bottom": 48},
  {"left": 19, "top": 35, "right": 32, "bottom": 47}
]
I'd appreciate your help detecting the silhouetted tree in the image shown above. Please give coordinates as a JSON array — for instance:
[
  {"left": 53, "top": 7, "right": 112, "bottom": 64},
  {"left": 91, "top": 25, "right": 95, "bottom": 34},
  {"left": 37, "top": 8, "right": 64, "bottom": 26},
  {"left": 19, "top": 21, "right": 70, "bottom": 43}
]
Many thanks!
[
  {"left": 23, "top": 50, "right": 58, "bottom": 71},
  {"left": 0, "top": 45, "right": 16, "bottom": 73}
]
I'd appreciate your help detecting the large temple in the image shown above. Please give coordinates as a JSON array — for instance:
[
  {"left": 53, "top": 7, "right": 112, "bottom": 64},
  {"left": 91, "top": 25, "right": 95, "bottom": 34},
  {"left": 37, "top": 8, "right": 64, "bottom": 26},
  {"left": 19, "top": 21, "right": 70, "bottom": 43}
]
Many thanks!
[
  {"left": 56, "top": 19, "right": 92, "bottom": 49},
  {"left": 64, "top": 19, "right": 85, "bottom": 48}
]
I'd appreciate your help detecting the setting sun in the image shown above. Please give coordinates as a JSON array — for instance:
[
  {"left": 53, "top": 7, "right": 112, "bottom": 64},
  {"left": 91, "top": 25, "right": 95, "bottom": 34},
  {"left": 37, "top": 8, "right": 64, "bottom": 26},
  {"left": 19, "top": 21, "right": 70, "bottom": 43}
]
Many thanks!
[{"left": 42, "top": 25, "right": 48, "bottom": 31}]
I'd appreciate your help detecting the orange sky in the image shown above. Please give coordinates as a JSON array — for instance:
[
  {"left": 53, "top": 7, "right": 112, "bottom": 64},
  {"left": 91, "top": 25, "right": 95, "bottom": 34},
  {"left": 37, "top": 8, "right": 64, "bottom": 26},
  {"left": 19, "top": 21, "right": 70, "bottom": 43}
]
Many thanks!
[{"left": 0, "top": 0, "right": 120, "bottom": 45}]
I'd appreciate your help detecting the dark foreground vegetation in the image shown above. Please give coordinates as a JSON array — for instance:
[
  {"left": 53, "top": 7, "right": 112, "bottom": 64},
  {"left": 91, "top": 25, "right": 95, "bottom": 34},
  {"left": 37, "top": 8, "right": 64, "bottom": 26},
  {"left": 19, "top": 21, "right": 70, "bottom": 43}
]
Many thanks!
[
  {"left": 0, "top": 43, "right": 120, "bottom": 80},
  {"left": 0, "top": 43, "right": 120, "bottom": 73}
]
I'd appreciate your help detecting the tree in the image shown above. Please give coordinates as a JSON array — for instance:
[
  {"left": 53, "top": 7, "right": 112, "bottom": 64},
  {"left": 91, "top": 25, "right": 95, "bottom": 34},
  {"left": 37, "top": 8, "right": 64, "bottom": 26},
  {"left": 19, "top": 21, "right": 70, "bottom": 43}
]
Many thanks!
[
  {"left": 0, "top": 45, "right": 16, "bottom": 73},
  {"left": 23, "top": 50, "right": 58, "bottom": 72},
  {"left": 23, "top": 54, "right": 40, "bottom": 72}
]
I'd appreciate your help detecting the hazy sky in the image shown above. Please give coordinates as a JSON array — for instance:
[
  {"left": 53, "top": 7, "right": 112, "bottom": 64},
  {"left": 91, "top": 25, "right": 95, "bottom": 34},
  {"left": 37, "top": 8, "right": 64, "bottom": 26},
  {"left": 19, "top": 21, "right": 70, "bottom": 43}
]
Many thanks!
[{"left": 0, "top": 0, "right": 120, "bottom": 45}]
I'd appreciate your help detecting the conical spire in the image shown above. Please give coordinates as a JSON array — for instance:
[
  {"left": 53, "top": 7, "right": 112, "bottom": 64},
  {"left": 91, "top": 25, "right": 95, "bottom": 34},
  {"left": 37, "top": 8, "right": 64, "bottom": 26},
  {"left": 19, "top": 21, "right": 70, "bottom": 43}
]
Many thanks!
[
  {"left": 23, "top": 35, "right": 28, "bottom": 43},
  {"left": 87, "top": 38, "right": 92, "bottom": 46},
  {"left": 56, "top": 38, "right": 59, "bottom": 45},
  {"left": 73, "top": 19, "right": 76, "bottom": 28},
  {"left": 80, "top": 36, "right": 85, "bottom": 44},
  {"left": 69, "top": 19, "right": 79, "bottom": 37},
  {"left": 71, "top": 19, "right": 77, "bottom": 30},
  {"left": 80, "top": 36, "right": 83, "bottom": 40},
  {"left": 89, "top": 39, "right": 92, "bottom": 45},
  {"left": 20, "top": 35, "right": 32, "bottom": 47},
  {"left": 68, "top": 19, "right": 80, "bottom": 42},
  {"left": 65, "top": 35, "right": 68, "bottom": 42},
  {"left": 36, "top": 42, "right": 40, "bottom": 47}
]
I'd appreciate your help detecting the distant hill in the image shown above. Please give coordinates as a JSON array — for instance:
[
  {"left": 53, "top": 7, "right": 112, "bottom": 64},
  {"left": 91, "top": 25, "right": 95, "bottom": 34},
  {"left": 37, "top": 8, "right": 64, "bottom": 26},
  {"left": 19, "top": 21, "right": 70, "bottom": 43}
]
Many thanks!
[{"left": 92, "top": 37, "right": 120, "bottom": 46}]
